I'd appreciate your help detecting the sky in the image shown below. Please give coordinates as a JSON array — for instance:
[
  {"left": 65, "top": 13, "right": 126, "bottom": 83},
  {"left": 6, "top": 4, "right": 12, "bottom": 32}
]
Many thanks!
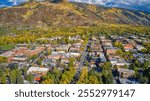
[{"left": 0, "top": 0, "right": 150, "bottom": 12}]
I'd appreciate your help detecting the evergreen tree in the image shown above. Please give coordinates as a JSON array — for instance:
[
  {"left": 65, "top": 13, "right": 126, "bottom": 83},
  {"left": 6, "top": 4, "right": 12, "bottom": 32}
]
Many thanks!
[{"left": 27, "top": 73, "right": 34, "bottom": 84}]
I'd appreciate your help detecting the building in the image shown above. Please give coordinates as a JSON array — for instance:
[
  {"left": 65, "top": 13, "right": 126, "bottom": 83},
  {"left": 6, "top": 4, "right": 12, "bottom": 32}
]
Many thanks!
[
  {"left": 109, "top": 56, "right": 129, "bottom": 67},
  {"left": 24, "top": 47, "right": 45, "bottom": 57},
  {"left": 100, "top": 52, "right": 107, "bottom": 62},
  {"left": 69, "top": 47, "right": 81, "bottom": 53},
  {"left": 27, "top": 67, "right": 49, "bottom": 76},
  {"left": 123, "top": 44, "right": 134, "bottom": 52},
  {"left": 101, "top": 39, "right": 112, "bottom": 47},
  {"left": 55, "top": 44, "right": 70, "bottom": 52},
  {"left": 11, "top": 57, "right": 27, "bottom": 63},
  {"left": 136, "top": 45, "right": 145, "bottom": 51},
  {"left": 119, "top": 78, "right": 139, "bottom": 84},
  {"left": 118, "top": 68, "right": 135, "bottom": 78},
  {"left": 106, "top": 47, "right": 120, "bottom": 56}
]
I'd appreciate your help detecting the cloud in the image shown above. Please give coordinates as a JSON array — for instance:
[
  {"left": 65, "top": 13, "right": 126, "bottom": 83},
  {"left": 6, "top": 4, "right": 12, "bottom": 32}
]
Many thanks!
[
  {"left": 69, "top": 0, "right": 150, "bottom": 12},
  {"left": 1, "top": 0, "right": 150, "bottom": 12},
  {"left": 0, "top": 4, "right": 7, "bottom": 8}
]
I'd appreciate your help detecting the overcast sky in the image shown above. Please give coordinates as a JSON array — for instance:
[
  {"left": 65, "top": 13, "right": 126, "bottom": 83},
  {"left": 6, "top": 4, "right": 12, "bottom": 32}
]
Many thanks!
[{"left": 0, "top": 0, "right": 150, "bottom": 12}]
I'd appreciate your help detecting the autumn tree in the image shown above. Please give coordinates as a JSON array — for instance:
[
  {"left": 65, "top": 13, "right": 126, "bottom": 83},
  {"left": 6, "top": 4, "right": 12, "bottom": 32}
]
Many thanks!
[
  {"left": 0, "top": 75, "right": 6, "bottom": 84},
  {"left": 77, "top": 67, "right": 88, "bottom": 84}
]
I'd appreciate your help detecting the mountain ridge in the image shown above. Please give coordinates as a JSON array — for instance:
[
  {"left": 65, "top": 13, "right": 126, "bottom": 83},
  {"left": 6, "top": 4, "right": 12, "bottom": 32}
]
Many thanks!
[{"left": 0, "top": 1, "right": 150, "bottom": 27}]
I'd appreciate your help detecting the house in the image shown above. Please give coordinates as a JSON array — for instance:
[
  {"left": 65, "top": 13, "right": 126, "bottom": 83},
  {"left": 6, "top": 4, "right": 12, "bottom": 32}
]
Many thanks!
[
  {"left": 13, "top": 47, "right": 28, "bottom": 54},
  {"left": 47, "top": 54, "right": 62, "bottom": 63},
  {"left": 72, "top": 42, "right": 82, "bottom": 48},
  {"left": 101, "top": 39, "right": 112, "bottom": 47},
  {"left": 100, "top": 52, "right": 107, "bottom": 62},
  {"left": 123, "top": 44, "right": 134, "bottom": 52},
  {"left": 42, "top": 58, "right": 52, "bottom": 66},
  {"left": 60, "top": 56, "right": 69, "bottom": 64},
  {"left": 109, "top": 56, "right": 129, "bottom": 67},
  {"left": 66, "top": 52, "right": 80, "bottom": 57},
  {"left": 119, "top": 78, "right": 139, "bottom": 84},
  {"left": 99, "top": 36, "right": 105, "bottom": 40},
  {"left": 118, "top": 68, "right": 135, "bottom": 78},
  {"left": 69, "top": 47, "right": 81, "bottom": 53},
  {"left": 69, "top": 35, "right": 80, "bottom": 41},
  {"left": 24, "top": 47, "right": 45, "bottom": 57},
  {"left": 106, "top": 47, "right": 120, "bottom": 56},
  {"left": 11, "top": 57, "right": 27, "bottom": 63},
  {"left": 136, "top": 45, "right": 145, "bottom": 51},
  {"left": 27, "top": 67, "right": 49, "bottom": 76},
  {"left": 55, "top": 44, "right": 70, "bottom": 52},
  {"left": 11, "top": 53, "right": 27, "bottom": 63},
  {"left": 129, "top": 35, "right": 137, "bottom": 39},
  {"left": 91, "top": 43, "right": 102, "bottom": 52}
]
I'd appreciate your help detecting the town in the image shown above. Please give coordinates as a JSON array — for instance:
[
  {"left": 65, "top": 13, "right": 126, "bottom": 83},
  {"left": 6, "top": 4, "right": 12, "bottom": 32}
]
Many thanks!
[{"left": 0, "top": 32, "right": 150, "bottom": 84}]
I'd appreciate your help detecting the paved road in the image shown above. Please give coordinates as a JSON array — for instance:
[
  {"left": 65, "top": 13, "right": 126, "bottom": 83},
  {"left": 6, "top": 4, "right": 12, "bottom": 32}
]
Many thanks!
[
  {"left": 71, "top": 36, "right": 92, "bottom": 84},
  {"left": 78, "top": 39, "right": 91, "bottom": 69}
]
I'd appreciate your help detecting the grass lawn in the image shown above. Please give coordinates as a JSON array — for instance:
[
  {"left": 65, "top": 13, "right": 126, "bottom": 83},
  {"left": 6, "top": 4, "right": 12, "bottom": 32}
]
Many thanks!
[{"left": 0, "top": 44, "right": 15, "bottom": 51}]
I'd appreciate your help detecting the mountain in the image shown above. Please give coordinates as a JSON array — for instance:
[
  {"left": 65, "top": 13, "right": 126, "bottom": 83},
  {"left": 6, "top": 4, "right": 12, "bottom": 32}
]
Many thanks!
[
  {"left": 0, "top": 1, "right": 150, "bottom": 27},
  {"left": 69, "top": 0, "right": 150, "bottom": 12}
]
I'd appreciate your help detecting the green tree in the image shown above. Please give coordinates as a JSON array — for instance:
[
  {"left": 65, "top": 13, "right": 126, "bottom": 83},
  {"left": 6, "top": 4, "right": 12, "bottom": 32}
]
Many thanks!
[
  {"left": 16, "top": 70, "right": 24, "bottom": 84},
  {"left": 0, "top": 75, "right": 6, "bottom": 84},
  {"left": 22, "top": 67, "right": 28, "bottom": 80},
  {"left": 27, "top": 73, "right": 34, "bottom": 84},
  {"left": 88, "top": 75, "right": 99, "bottom": 84},
  {"left": 102, "top": 62, "right": 113, "bottom": 84},
  {"left": 10, "top": 70, "right": 17, "bottom": 84},
  {"left": 68, "top": 58, "right": 75, "bottom": 67}
]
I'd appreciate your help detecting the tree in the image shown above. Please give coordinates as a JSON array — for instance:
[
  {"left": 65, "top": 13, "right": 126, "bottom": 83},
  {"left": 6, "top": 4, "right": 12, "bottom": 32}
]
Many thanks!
[
  {"left": 140, "top": 76, "right": 148, "bottom": 84},
  {"left": 77, "top": 67, "right": 88, "bottom": 84},
  {"left": 141, "top": 48, "right": 147, "bottom": 53},
  {"left": 29, "top": 0, "right": 36, "bottom": 2},
  {"left": 88, "top": 75, "right": 99, "bottom": 84},
  {"left": 16, "top": 70, "right": 24, "bottom": 84},
  {"left": 0, "top": 67, "right": 3, "bottom": 77},
  {"left": 42, "top": 72, "right": 55, "bottom": 84},
  {"left": 0, "top": 75, "right": 6, "bottom": 84},
  {"left": 61, "top": 0, "right": 68, "bottom": 3},
  {"left": 143, "top": 61, "right": 150, "bottom": 70},
  {"left": 114, "top": 42, "right": 123, "bottom": 50},
  {"left": 37, "top": 59, "right": 42, "bottom": 65},
  {"left": 27, "top": 73, "right": 34, "bottom": 84},
  {"left": 59, "top": 73, "right": 69, "bottom": 84},
  {"left": 68, "top": 58, "right": 75, "bottom": 67},
  {"left": 10, "top": 70, "right": 17, "bottom": 84},
  {"left": 0, "top": 56, "right": 7, "bottom": 63},
  {"left": 22, "top": 67, "right": 28, "bottom": 80},
  {"left": 102, "top": 62, "right": 113, "bottom": 84},
  {"left": 122, "top": 65, "right": 128, "bottom": 69}
]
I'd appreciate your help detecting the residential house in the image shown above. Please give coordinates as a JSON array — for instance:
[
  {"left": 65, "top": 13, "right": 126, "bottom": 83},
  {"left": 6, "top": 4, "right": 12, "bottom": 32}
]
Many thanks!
[
  {"left": 123, "top": 44, "right": 134, "bottom": 52},
  {"left": 27, "top": 67, "right": 49, "bottom": 76},
  {"left": 136, "top": 45, "right": 145, "bottom": 51},
  {"left": 118, "top": 68, "right": 135, "bottom": 78},
  {"left": 109, "top": 56, "right": 129, "bottom": 67},
  {"left": 106, "top": 47, "right": 120, "bottom": 56},
  {"left": 101, "top": 39, "right": 112, "bottom": 47},
  {"left": 24, "top": 47, "right": 45, "bottom": 57}
]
